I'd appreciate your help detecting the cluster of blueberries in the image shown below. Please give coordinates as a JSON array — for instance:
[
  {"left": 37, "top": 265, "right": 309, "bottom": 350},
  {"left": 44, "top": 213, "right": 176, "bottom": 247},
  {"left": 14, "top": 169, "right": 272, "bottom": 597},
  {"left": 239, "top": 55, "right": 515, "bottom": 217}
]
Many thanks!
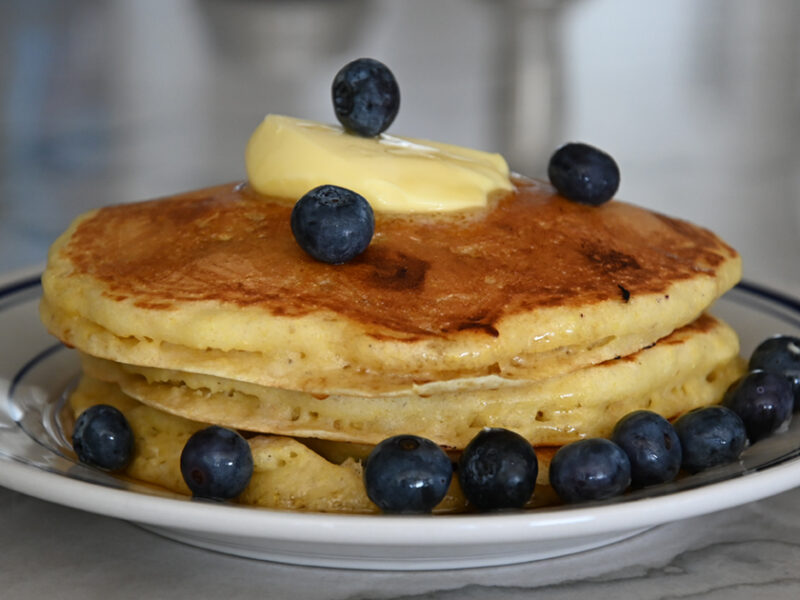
[
  {"left": 291, "top": 58, "right": 622, "bottom": 267},
  {"left": 364, "top": 334, "right": 800, "bottom": 512},
  {"left": 72, "top": 408, "right": 255, "bottom": 502}
]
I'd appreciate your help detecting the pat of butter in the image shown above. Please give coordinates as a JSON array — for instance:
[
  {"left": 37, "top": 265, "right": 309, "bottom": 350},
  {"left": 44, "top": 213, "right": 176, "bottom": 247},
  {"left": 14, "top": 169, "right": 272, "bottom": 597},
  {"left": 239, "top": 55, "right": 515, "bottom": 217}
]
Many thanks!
[{"left": 245, "top": 114, "right": 513, "bottom": 213}]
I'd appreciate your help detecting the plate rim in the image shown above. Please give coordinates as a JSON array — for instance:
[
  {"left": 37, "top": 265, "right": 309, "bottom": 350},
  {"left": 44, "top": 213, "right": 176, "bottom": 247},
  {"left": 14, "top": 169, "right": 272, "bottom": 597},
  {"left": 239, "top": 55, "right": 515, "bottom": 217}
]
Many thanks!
[{"left": 3, "top": 442, "right": 800, "bottom": 546}]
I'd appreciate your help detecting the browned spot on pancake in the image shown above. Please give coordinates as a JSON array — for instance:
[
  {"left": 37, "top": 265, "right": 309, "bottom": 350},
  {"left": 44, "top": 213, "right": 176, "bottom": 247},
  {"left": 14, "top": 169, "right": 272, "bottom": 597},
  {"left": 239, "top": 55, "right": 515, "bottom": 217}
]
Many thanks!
[
  {"left": 679, "top": 313, "right": 717, "bottom": 334},
  {"left": 366, "top": 332, "right": 424, "bottom": 342},
  {"left": 455, "top": 322, "right": 500, "bottom": 337},
  {"left": 62, "top": 180, "right": 738, "bottom": 337},
  {"left": 102, "top": 292, "right": 129, "bottom": 302},
  {"left": 450, "top": 310, "right": 501, "bottom": 337},
  {"left": 582, "top": 243, "right": 641, "bottom": 273},
  {"left": 652, "top": 213, "right": 731, "bottom": 268},
  {"left": 360, "top": 247, "right": 429, "bottom": 291},
  {"left": 618, "top": 284, "right": 631, "bottom": 302},
  {"left": 133, "top": 300, "right": 174, "bottom": 310}
]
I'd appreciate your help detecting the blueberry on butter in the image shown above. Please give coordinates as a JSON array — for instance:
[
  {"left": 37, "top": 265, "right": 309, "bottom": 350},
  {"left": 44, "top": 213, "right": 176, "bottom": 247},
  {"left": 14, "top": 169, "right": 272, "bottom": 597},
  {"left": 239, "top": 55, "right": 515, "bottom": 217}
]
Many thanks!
[
  {"left": 547, "top": 142, "right": 620, "bottom": 206},
  {"left": 332, "top": 58, "right": 400, "bottom": 137},
  {"left": 72, "top": 404, "right": 134, "bottom": 472},
  {"left": 291, "top": 184, "right": 374, "bottom": 264}
]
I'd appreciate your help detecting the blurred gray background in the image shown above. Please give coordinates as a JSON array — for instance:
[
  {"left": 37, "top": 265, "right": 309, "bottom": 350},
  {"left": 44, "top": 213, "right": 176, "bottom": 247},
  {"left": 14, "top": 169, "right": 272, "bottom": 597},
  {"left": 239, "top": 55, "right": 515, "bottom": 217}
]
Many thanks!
[{"left": 1, "top": 0, "right": 799, "bottom": 293}]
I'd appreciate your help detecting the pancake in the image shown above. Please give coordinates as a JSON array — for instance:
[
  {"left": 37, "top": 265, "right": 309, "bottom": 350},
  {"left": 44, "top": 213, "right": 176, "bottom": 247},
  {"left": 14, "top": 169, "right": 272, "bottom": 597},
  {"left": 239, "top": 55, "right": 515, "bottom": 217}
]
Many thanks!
[
  {"left": 44, "top": 166, "right": 744, "bottom": 512},
  {"left": 78, "top": 313, "right": 744, "bottom": 449},
  {"left": 40, "top": 177, "right": 741, "bottom": 396},
  {"left": 66, "top": 376, "right": 560, "bottom": 513},
  {"left": 66, "top": 309, "right": 743, "bottom": 512}
]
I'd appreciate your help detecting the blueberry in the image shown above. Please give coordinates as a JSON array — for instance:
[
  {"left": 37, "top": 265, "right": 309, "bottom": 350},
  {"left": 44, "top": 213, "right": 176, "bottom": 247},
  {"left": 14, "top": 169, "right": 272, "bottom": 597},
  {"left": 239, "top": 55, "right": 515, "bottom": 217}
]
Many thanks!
[
  {"left": 72, "top": 404, "right": 134, "bottom": 472},
  {"left": 332, "top": 58, "right": 400, "bottom": 137},
  {"left": 547, "top": 142, "right": 620, "bottom": 206},
  {"left": 180, "top": 426, "right": 254, "bottom": 501},
  {"left": 749, "top": 335, "right": 800, "bottom": 409},
  {"left": 549, "top": 438, "right": 631, "bottom": 503},
  {"left": 458, "top": 428, "right": 538, "bottom": 511},
  {"left": 611, "top": 410, "right": 682, "bottom": 487},
  {"left": 673, "top": 406, "right": 747, "bottom": 473},
  {"left": 364, "top": 434, "right": 452, "bottom": 514},
  {"left": 750, "top": 335, "right": 800, "bottom": 373},
  {"left": 722, "top": 371, "right": 793, "bottom": 442},
  {"left": 290, "top": 184, "right": 374, "bottom": 264}
]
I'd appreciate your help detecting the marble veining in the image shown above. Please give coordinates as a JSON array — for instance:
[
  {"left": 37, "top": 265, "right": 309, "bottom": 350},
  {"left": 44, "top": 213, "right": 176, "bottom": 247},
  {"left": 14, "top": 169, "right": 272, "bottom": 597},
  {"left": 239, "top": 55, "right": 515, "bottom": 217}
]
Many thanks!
[{"left": 3, "top": 485, "right": 800, "bottom": 599}]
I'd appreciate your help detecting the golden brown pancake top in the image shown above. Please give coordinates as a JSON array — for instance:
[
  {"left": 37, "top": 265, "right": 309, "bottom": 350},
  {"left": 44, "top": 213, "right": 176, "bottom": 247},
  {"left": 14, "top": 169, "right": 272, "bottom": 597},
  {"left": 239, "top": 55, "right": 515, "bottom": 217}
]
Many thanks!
[{"left": 62, "top": 178, "right": 738, "bottom": 337}]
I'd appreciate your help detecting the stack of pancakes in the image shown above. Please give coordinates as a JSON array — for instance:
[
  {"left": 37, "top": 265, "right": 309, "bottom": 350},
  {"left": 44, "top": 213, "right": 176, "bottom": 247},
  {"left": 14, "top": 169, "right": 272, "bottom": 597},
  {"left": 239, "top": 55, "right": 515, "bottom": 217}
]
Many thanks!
[{"left": 41, "top": 177, "right": 743, "bottom": 512}]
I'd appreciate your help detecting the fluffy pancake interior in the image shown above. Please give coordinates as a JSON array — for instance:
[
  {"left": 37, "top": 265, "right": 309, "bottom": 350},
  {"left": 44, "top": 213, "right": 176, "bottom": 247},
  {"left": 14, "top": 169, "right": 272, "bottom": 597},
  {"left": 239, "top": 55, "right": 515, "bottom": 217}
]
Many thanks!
[{"left": 78, "top": 313, "right": 744, "bottom": 449}]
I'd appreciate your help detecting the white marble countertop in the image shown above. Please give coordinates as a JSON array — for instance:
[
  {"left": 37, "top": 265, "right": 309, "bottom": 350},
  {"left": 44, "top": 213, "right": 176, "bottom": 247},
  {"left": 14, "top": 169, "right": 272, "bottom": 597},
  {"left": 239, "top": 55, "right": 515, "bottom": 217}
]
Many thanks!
[
  {"left": 1, "top": 1, "right": 799, "bottom": 597},
  {"left": 3, "top": 484, "right": 800, "bottom": 599}
]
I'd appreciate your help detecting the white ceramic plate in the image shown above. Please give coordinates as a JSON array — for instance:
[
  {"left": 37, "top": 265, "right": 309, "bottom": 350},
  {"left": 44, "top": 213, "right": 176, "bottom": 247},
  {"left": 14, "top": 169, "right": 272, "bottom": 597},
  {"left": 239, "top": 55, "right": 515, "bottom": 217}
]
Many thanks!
[{"left": 2, "top": 267, "right": 800, "bottom": 571}]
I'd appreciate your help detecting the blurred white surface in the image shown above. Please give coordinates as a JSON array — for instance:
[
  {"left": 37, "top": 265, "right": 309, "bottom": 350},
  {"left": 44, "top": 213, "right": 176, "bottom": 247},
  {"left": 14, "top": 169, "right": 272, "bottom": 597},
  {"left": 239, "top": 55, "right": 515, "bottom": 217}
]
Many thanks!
[
  {"left": 558, "top": 0, "right": 800, "bottom": 295},
  {"left": 1, "top": 0, "right": 798, "bottom": 293}
]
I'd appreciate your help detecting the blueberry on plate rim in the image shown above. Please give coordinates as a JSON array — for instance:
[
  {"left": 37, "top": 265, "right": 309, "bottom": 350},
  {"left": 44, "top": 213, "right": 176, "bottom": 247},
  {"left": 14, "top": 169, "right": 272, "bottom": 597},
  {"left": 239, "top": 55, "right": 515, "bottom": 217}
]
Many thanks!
[
  {"left": 458, "top": 428, "right": 539, "bottom": 511},
  {"left": 673, "top": 406, "right": 747, "bottom": 473},
  {"left": 180, "top": 425, "right": 254, "bottom": 501},
  {"left": 364, "top": 434, "right": 453, "bottom": 514},
  {"left": 748, "top": 334, "right": 800, "bottom": 409},
  {"left": 549, "top": 438, "right": 631, "bottom": 503},
  {"left": 291, "top": 184, "right": 375, "bottom": 264},
  {"left": 611, "top": 410, "right": 682, "bottom": 488},
  {"left": 547, "top": 142, "right": 620, "bottom": 206},
  {"left": 722, "top": 370, "right": 794, "bottom": 442},
  {"left": 332, "top": 57, "right": 400, "bottom": 137},
  {"left": 749, "top": 334, "right": 800, "bottom": 374},
  {"left": 72, "top": 404, "right": 134, "bottom": 472}
]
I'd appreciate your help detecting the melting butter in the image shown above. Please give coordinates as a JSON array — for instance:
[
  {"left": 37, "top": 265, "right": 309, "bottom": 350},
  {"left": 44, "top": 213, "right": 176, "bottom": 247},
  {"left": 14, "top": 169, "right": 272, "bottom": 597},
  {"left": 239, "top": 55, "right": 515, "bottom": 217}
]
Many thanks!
[{"left": 245, "top": 114, "right": 513, "bottom": 213}]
